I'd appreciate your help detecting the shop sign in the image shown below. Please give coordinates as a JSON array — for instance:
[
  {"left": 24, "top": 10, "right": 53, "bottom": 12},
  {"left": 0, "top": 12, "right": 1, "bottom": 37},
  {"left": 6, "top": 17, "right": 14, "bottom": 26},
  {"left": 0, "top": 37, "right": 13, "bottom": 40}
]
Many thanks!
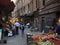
[{"left": 0, "top": 29, "right": 2, "bottom": 40}]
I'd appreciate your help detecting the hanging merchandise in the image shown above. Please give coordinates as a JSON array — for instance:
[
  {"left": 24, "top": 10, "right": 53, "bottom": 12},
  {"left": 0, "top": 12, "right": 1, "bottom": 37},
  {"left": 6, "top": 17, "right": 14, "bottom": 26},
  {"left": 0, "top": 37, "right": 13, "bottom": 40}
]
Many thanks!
[{"left": 2, "top": 17, "right": 6, "bottom": 22}]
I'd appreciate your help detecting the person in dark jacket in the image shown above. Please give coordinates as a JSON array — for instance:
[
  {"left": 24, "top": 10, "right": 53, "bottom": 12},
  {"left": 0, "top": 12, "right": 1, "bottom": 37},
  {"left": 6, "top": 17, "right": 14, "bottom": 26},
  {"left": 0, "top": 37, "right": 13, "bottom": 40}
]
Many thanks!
[{"left": 55, "top": 22, "right": 60, "bottom": 35}]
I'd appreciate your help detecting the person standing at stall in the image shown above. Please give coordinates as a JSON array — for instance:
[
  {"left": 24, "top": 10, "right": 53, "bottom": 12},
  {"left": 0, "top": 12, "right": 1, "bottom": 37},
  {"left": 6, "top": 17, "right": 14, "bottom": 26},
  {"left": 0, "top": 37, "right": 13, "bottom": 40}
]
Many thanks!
[
  {"left": 54, "top": 22, "right": 60, "bottom": 35},
  {"left": 14, "top": 21, "right": 21, "bottom": 35}
]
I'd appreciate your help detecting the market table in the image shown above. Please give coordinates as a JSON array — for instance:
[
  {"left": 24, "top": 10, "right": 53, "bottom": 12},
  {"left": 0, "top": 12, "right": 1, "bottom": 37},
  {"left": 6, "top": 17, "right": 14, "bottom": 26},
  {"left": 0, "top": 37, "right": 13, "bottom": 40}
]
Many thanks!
[{"left": 28, "top": 33, "right": 60, "bottom": 45}]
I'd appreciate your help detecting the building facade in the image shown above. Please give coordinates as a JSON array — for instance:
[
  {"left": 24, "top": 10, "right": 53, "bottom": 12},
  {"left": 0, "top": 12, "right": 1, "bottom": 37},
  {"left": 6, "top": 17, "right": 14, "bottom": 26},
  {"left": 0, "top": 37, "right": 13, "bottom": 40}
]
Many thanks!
[
  {"left": 12, "top": 0, "right": 37, "bottom": 24},
  {"left": 38, "top": 0, "right": 60, "bottom": 32},
  {"left": 12, "top": 0, "right": 60, "bottom": 32}
]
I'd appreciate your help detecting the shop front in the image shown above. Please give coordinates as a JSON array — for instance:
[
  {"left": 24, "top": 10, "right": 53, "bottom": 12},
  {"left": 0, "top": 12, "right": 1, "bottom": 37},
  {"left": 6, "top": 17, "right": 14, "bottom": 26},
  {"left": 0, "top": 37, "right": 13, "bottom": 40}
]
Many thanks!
[
  {"left": 39, "top": 13, "right": 56, "bottom": 33},
  {"left": 26, "top": 33, "right": 60, "bottom": 45},
  {"left": 38, "top": 2, "right": 60, "bottom": 33}
]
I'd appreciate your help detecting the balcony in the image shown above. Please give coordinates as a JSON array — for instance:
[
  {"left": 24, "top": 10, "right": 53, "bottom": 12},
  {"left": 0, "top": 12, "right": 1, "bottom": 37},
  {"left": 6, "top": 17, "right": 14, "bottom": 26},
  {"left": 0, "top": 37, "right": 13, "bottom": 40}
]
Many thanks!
[{"left": 45, "top": 0, "right": 59, "bottom": 6}]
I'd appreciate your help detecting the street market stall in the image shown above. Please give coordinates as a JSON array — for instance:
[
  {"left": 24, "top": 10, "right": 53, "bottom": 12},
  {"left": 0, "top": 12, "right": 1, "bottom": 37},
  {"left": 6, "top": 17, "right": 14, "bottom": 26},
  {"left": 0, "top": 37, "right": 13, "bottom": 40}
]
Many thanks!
[
  {"left": 0, "top": 28, "right": 7, "bottom": 44},
  {"left": 0, "top": 0, "right": 15, "bottom": 44},
  {"left": 26, "top": 33, "right": 60, "bottom": 45}
]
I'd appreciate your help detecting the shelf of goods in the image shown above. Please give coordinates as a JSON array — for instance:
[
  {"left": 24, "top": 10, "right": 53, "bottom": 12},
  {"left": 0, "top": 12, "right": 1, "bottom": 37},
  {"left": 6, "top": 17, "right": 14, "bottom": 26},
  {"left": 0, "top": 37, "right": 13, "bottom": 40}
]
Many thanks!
[{"left": 27, "top": 33, "right": 60, "bottom": 45}]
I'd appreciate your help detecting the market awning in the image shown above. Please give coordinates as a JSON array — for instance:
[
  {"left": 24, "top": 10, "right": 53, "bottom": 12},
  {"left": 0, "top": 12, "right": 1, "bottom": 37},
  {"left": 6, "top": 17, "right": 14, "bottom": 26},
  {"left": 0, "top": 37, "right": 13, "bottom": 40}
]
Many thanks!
[
  {"left": 0, "top": 0, "right": 10, "bottom": 6},
  {"left": 4, "top": 1, "right": 15, "bottom": 13}
]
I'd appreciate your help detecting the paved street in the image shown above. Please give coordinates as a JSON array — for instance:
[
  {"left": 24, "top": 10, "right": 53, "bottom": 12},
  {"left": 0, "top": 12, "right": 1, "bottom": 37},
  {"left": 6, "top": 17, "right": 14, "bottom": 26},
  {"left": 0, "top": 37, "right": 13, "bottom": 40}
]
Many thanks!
[
  {"left": 0, "top": 28, "right": 41, "bottom": 45},
  {"left": 0, "top": 0, "right": 59, "bottom": 45},
  {"left": 0, "top": 29, "right": 27, "bottom": 45}
]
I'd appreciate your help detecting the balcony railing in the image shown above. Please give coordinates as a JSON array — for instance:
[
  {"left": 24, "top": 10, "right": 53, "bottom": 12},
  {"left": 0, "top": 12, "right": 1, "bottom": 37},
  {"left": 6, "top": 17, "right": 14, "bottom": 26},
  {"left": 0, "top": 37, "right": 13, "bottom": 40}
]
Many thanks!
[{"left": 45, "top": 0, "right": 59, "bottom": 6}]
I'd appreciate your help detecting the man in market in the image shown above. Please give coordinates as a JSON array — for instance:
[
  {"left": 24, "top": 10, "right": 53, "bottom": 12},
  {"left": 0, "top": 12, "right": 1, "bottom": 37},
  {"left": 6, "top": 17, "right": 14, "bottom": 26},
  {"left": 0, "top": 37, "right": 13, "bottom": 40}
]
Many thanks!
[{"left": 14, "top": 21, "right": 21, "bottom": 35}]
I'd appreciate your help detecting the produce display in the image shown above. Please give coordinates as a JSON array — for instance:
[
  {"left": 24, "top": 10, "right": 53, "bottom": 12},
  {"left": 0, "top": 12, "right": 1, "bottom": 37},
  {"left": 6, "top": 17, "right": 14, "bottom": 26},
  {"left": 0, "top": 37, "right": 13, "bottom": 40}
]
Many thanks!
[
  {"left": 29, "top": 41, "right": 37, "bottom": 45},
  {"left": 38, "top": 41, "right": 57, "bottom": 45},
  {"left": 31, "top": 33, "right": 60, "bottom": 45}
]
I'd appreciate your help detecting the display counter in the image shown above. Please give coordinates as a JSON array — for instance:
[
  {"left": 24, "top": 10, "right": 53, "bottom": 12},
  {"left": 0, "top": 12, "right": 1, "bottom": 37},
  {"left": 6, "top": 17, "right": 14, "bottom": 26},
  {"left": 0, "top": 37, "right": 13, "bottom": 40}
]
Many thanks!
[{"left": 26, "top": 33, "right": 60, "bottom": 45}]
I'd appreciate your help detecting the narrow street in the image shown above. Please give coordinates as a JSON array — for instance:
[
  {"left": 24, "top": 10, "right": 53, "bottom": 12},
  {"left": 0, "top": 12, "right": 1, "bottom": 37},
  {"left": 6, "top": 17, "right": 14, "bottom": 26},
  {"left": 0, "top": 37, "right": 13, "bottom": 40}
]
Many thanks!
[
  {"left": 0, "top": 28, "right": 41, "bottom": 45},
  {"left": 0, "top": 28, "right": 27, "bottom": 45},
  {"left": 0, "top": 0, "right": 60, "bottom": 45}
]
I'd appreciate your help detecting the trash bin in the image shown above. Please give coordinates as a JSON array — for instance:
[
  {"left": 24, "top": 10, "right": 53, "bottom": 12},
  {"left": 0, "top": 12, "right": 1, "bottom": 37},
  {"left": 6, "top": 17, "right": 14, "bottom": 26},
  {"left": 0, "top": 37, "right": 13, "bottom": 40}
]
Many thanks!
[{"left": 26, "top": 33, "right": 33, "bottom": 45}]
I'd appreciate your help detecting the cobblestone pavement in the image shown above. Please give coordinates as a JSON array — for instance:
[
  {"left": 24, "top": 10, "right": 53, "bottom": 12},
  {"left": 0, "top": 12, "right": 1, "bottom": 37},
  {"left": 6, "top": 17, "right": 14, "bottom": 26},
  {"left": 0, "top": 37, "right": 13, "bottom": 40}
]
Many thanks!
[{"left": 0, "top": 28, "right": 41, "bottom": 45}]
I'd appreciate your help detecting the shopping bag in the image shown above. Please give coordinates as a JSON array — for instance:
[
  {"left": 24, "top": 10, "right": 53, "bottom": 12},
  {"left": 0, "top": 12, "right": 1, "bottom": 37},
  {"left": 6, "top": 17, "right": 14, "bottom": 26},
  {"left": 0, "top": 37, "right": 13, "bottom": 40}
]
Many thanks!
[{"left": 8, "top": 31, "right": 13, "bottom": 37}]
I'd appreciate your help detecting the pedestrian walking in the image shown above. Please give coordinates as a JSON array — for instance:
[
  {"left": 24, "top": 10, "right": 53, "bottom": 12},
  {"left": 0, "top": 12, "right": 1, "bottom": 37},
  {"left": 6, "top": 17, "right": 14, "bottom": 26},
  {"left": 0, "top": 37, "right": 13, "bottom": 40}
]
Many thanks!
[
  {"left": 20, "top": 24, "right": 25, "bottom": 37},
  {"left": 14, "top": 21, "right": 21, "bottom": 35}
]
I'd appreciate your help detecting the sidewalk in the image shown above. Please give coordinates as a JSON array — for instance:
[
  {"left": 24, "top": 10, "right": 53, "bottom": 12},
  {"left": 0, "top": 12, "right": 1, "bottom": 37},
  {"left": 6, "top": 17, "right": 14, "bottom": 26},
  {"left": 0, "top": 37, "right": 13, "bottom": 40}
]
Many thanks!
[
  {"left": 0, "top": 29, "right": 27, "bottom": 45},
  {"left": 0, "top": 27, "right": 41, "bottom": 45},
  {"left": 24, "top": 27, "right": 41, "bottom": 36}
]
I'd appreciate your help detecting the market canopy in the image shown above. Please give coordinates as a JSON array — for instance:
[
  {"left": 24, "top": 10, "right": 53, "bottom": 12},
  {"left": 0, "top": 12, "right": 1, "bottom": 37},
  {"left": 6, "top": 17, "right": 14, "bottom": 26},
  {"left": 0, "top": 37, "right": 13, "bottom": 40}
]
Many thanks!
[
  {"left": 4, "top": 1, "right": 15, "bottom": 13},
  {"left": 0, "top": 0, "right": 10, "bottom": 6},
  {"left": 0, "top": 0, "right": 15, "bottom": 13}
]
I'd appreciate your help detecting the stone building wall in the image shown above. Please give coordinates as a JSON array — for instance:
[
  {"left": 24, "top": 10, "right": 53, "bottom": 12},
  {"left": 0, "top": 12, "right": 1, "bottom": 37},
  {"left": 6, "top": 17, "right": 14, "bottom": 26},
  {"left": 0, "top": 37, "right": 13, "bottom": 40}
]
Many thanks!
[{"left": 38, "top": 0, "right": 60, "bottom": 32}]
